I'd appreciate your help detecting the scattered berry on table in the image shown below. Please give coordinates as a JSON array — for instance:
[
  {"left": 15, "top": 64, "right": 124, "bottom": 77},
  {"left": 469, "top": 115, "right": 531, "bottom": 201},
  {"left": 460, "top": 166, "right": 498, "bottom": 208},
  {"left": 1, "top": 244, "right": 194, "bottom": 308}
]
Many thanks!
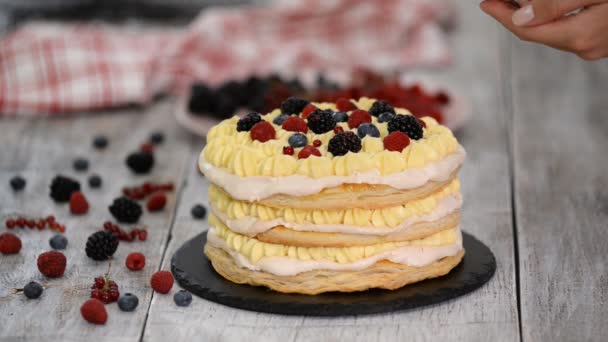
[
  {"left": 23, "top": 281, "right": 43, "bottom": 299},
  {"left": 88, "top": 174, "right": 102, "bottom": 188},
  {"left": 49, "top": 234, "right": 68, "bottom": 250},
  {"left": 332, "top": 111, "right": 348, "bottom": 123},
  {"left": 85, "top": 231, "right": 119, "bottom": 261},
  {"left": 109, "top": 197, "right": 142, "bottom": 223},
  {"left": 301, "top": 104, "right": 318, "bottom": 119},
  {"left": 118, "top": 293, "right": 139, "bottom": 312},
  {"left": 0, "top": 233, "right": 22, "bottom": 254},
  {"left": 126, "top": 253, "right": 146, "bottom": 271},
  {"left": 6, "top": 215, "right": 65, "bottom": 233},
  {"left": 5, "top": 219, "right": 15, "bottom": 229},
  {"left": 297, "top": 146, "right": 321, "bottom": 160},
  {"left": 307, "top": 109, "right": 336, "bottom": 134},
  {"left": 149, "top": 131, "right": 165, "bottom": 145},
  {"left": 146, "top": 192, "right": 167, "bottom": 212},
  {"left": 90, "top": 275, "right": 119, "bottom": 304},
  {"left": 377, "top": 112, "right": 396, "bottom": 123},
  {"left": 9, "top": 176, "right": 26, "bottom": 192},
  {"left": 236, "top": 112, "right": 262, "bottom": 132},
  {"left": 336, "top": 98, "right": 357, "bottom": 112},
  {"left": 174, "top": 290, "right": 193, "bottom": 307},
  {"left": 150, "top": 270, "right": 174, "bottom": 294},
  {"left": 383, "top": 131, "right": 411, "bottom": 152},
  {"left": 191, "top": 204, "right": 207, "bottom": 219},
  {"left": 125, "top": 151, "right": 155, "bottom": 174},
  {"left": 273, "top": 113, "right": 290, "bottom": 125},
  {"left": 49, "top": 175, "right": 81, "bottom": 203},
  {"left": 347, "top": 109, "right": 372, "bottom": 129},
  {"left": 357, "top": 123, "right": 380, "bottom": 138},
  {"left": 140, "top": 142, "right": 154, "bottom": 153},
  {"left": 280, "top": 96, "right": 309, "bottom": 115},
  {"left": 73, "top": 158, "right": 89, "bottom": 172},
  {"left": 80, "top": 299, "right": 107, "bottom": 325},
  {"left": 102, "top": 221, "right": 147, "bottom": 242},
  {"left": 282, "top": 116, "right": 308, "bottom": 133},
  {"left": 283, "top": 146, "right": 294, "bottom": 156},
  {"left": 37, "top": 251, "right": 66, "bottom": 278},
  {"left": 288, "top": 133, "right": 308, "bottom": 148},
  {"left": 328, "top": 131, "right": 362, "bottom": 156},
  {"left": 369, "top": 100, "right": 396, "bottom": 117},
  {"left": 92, "top": 135, "right": 109, "bottom": 149},
  {"left": 250, "top": 121, "right": 276, "bottom": 142},
  {"left": 69, "top": 191, "right": 89, "bottom": 215},
  {"left": 387, "top": 114, "right": 424, "bottom": 140}
]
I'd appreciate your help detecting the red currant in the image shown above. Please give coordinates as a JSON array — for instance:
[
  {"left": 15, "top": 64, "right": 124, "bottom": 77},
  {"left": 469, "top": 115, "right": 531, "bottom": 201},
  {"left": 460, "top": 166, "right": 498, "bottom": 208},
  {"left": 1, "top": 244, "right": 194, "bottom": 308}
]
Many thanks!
[
  {"left": 16, "top": 218, "right": 25, "bottom": 228},
  {"left": 36, "top": 220, "right": 46, "bottom": 230},
  {"left": 6, "top": 219, "right": 15, "bottom": 229},
  {"left": 313, "top": 139, "right": 322, "bottom": 147},
  {"left": 283, "top": 146, "right": 294, "bottom": 155},
  {"left": 26, "top": 220, "right": 35, "bottom": 228},
  {"left": 95, "top": 277, "right": 105, "bottom": 289},
  {"left": 138, "top": 230, "right": 147, "bottom": 241}
]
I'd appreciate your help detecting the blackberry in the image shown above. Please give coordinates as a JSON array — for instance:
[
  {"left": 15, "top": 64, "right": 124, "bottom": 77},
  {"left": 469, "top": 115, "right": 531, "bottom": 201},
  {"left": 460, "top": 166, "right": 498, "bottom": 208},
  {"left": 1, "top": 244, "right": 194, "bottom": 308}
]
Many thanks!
[
  {"left": 191, "top": 204, "right": 207, "bottom": 219},
  {"left": 357, "top": 123, "right": 380, "bottom": 138},
  {"left": 24, "top": 281, "right": 43, "bottom": 299},
  {"left": 88, "top": 174, "right": 102, "bottom": 188},
  {"left": 273, "top": 114, "right": 290, "bottom": 125},
  {"left": 236, "top": 112, "right": 262, "bottom": 132},
  {"left": 328, "top": 131, "right": 362, "bottom": 156},
  {"left": 118, "top": 293, "right": 139, "bottom": 312},
  {"left": 173, "top": 290, "right": 193, "bottom": 307},
  {"left": 92, "top": 135, "right": 108, "bottom": 149},
  {"left": 288, "top": 133, "right": 308, "bottom": 148},
  {"left": 307, "top": 109, "right": 336, "bottom": 134},
  {"left": 280, "top": 97, "right": 309, "bottom": 115},
  {"left": 126, "top": 151, "right": 154, "bottom": 174},
  {"left": 387, "top": 115, "right": 424, "bottom": 140},
  {"left": 109, "top": 197, "right": 142, "bottom": 223},
  {"left": 149, "top": 131, "right": 164, "bottom": 145},
  {"left": 369, "top": 100, "right": 396, "bottom": 117},
  {"left": 73, "top": 158, "right": 89, "bottom": 172},
  {"left": 49, "top": 175, "right": 81, "bottom": 203},
  {"left": 49, "top": 234, "right": 68, "bottom": 250},
  {"left": 85, "top": 231, "right": 119, "bottom": 261},
  {"left": 378, "top": 112, "right": 395, "bottom": 123},
  {"left": 10, "top": 176, "right": 26, "bottom": 192},
  {"left": 332, "top": 111, "right": 348, "bottom": 123}
]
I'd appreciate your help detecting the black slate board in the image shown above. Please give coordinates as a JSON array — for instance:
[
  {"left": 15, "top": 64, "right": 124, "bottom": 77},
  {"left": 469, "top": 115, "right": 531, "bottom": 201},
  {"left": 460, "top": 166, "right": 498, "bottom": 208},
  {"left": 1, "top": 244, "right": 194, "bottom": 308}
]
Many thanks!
[{"left": 171, "top": 231, "right": 496, "bottom": 316}]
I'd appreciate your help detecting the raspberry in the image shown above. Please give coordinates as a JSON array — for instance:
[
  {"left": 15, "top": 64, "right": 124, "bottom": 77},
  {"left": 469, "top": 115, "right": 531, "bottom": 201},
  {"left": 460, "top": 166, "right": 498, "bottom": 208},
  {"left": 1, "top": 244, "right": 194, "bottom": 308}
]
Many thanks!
[
  {"left": 126, "top": 252, "right": 146, "bottom": 271},
  {"left": 383, "top": 131, "right": 411, "bottom": 152},
  {"left": 297, "top": 146, "right": 321, "bottom": 159},
  {"left": 37, "top": 251, "right": 66, "bottom": 278},
  {"left": 387, "top": 115, "right": 424, "bottom": 140},
  {"left": 150, "top": 270, "right": 174, "bottom": 294},
  {"left": 301, "top": 104, "right": 317, "bottom": 119},
  {"left": 280, "top": 96, "right": 309, "bottom": 115},
  {"left": 283, "top": 146, "right": 294, "bottom": 155},
  {"left": 307, "top": 109, "right": 336, "bottom": 134},
  {"left": 0, "top": 233, "right": 22, "bottom": 254},
  {"left": 81, "top": 299, "right": 107, "bottom": 325},
  {"left": 347, "top": 109, "right": 372, "bottom": 129},
  {"left": 86, "top": 231, "right": 119, "bottom": 261},
  {"left": 250, "top": 121, "right": 276, "bottom": 142},
  {"left": 69, "top": 191, "right": 89, "bottom": 215},
  {"left": 327, "top": 131, "right": 362, "bottom": 156},
  {"left": 369, "top": 100, "right": 396, "bottom": 117},
  {"left": 146, "top": 192, "right": 167, "bottom": 212},
  {"left": 49, "top": 175, "right": 81, "bottom": 203},
  {"left": 126, "top": 151, "right": 154, "bottom": 174},
  {"left": 336, "top": 98, "right": 357, "bottom": 112},
  {"left": 282, "top": 116, "right": 308, "bottom": 133},
  {"left": 109, "top": 197, "right": 142, "bottom": 223},
  {"left": 236, "top": 112, "right": 262, "bottom": 132}
]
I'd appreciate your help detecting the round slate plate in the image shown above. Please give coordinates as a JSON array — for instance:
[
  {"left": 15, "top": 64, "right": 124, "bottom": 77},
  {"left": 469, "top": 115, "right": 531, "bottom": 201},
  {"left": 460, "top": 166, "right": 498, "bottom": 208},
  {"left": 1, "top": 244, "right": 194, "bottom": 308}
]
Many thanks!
[{"left": 171, "top": 231, "right": 495, "bottom": 316}]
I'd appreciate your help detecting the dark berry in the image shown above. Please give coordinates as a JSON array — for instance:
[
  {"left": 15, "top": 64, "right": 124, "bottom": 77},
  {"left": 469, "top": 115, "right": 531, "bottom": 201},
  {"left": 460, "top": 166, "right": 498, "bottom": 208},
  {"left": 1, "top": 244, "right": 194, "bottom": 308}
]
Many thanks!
[
  {"left": 109, "top": 197, "right": 142, "bottom": 223},
  {"left": 49, "top": 175, "right": 81, "bottom": 203},
  {"left": 173, "top": 290, "right": 193, "bottom": 307},
  {"left": 73, "top": 158, "right": 89, "bottom": 172},
  {"left": 369, "top": 100, "right": 396, "bottom": 117},
  {"left": 149, "top": 131, "right": 164, "bottom": 145},
  {"left": 93, "top": 135, "right": 108, "bottom": 149},
  {"left": 24, "top": 281, "right": 43, "bottom": 299},
  {"left": 307, "top": 109, "right": 336, "bottom": 134},
  {"left": 126, "top": 151, "right": 154, "bottom": 174},
  {"left": 49, "top": 234, "right": 68, "bottom": 250},
  {"left": 378, "top": 112, "right": 396, "bottom": 123},
  {"left": 10, "top": 176, "right": 26, "bottom": 192},
  {"left": 332, "top": 111, "right": 348, "bottom": 123},
  {"left": 188, "top": 83, "right": 215, "bottom": 114},
  {"left": 236, "top": 112, "right": 262, "bottom": 132},
  {"left": 280, "top": 96, "right": 309, "bottom": 115},
  {"left": 85, "top": 231, "right": 119, "bottom": 261},
  {"left": 387, "top": 115, "right": 424, "bottom": 140},
  {"left": 273, "top": 114, "right": 289, "bottom": 125},
  {"left": 118, "top": 293, "right": 139, "bottom": 312},
  {"left": 288, "top": 133, "right": 308, "bottom": 148},
  {"left": 191, "top": 204, "right": 207, "bottom": 219},
  {"left": 88, "top": 174, "right": 102, "bottom": 188},
  {"left": 357, "top": 123, "right": 380, "bottom": 138},
  {"left": 327, "top": 131, "right": 362, "bottom": 156}
]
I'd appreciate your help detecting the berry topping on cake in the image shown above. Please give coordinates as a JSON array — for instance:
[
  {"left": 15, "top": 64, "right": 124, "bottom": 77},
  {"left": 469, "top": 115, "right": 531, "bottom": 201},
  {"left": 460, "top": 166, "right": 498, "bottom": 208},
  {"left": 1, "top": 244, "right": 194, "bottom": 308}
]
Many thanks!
[
  {"left": 357, "top": 123, "right": 380, "bottom": 138},
  {"left": 288, "top": 133, "right": 308, "bottom": 148},
  {"left": 307, "top": 109, "right": 336, "bottom": 134},
  {"left": 328, "top": 131, "right": 362, "bottom": 156},
  {"left": 85, "top": 231, "right": 119, "bottom": 261},
  {"left": 126, "top": 151, "right": 155, "bottom": 174},
  {"left": 301, "top": 104, "right": 318, "bottom": 119},
  {"left": 387, "top": 115, "right": 424, "bottom": 140},
  {"left": 0, "top": 233, "right": 21, "bottom": 254},
  {"left": 332, "top": 111, "right": 348, "bottom": 123},
  {"left": 383, "top": 131, "right": 411, "bottom": 152},
  {"left": 109, "top": 197, "right": 142, "bottom": 223},
  {"left": 369, "top": 100, "right": 396, "bottom": 117},
  {"left": 333, "top": 126, "right": 344, "bottom": 133},
  {"left": 282, "top": 116, "right": 308, "bottom": 133},
  {"left": 70, "top": 191, "right": 89, "bottom": 215},
  {"left": 347, "top": 109, "right": 372, "bottom": 129},
  {"left": 236, "top": 112, "right": 262, "bottom": 132},
  {"left": 37, "top": 251, "right": 66, "bottom": 278},
  {"left": 250, "top": 121, "right": 276, "bottom": 142},
  {"left": 283, "top": 146, "right": 294, "bottom": 155},
  {"left": 377, "top": 112, "right": 396, "bottom": 123},
  {"left": 417, "top": 118, "right": 427, "bottom": 128},
  {"left": 297, "top": 146, "right": 322, "bottom": 159},
  {"left": 336, "top": 98, "right": 357, "bottom": 112},
  {"left": 50, "top": 175, "right": 81, "bottom": 203},
  {"left": 273, "top": 113, "right": 290, "bottom": 125},
  {"left": 81, "top": 299, "right": 107, "bottom": 324},
  {"left": 280, "top": 96, "right": 309, "bottom": 115},
  {"left": 150, "top": 271, "right": 174, "bottom": 294},
  {"left": 313, "top": 139, "right": 322, "bottom": 147}
]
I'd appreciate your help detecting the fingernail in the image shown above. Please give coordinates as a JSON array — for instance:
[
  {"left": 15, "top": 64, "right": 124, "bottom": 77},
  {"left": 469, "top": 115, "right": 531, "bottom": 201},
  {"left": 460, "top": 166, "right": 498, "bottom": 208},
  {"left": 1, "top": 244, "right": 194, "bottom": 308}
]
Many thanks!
[{"left": 512, "top": 4, "right": 534, "bottom": 26}]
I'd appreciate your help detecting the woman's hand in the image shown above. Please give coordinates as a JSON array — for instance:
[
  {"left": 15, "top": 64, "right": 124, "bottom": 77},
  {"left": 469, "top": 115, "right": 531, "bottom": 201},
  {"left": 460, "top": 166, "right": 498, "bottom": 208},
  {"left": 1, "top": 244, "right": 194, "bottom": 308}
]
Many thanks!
[{"left": 480, "top": 0, "right": 608, "bottom": 60}]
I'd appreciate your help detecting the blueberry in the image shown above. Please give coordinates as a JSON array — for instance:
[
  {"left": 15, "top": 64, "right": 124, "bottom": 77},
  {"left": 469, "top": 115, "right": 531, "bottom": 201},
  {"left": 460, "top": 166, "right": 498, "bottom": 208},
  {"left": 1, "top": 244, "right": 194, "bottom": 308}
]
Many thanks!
[
  {"left": 93, "top": 135, "right": 108, "bottom": 149},
  {"left": 357, "top": 123, "right": 381, "bottom": 138},
  {"left": 173, "top": 290, "right": 192, "bottom": 307},
  {"left": 378, "top": 112, "right": 395, "bottom": 124},
  {"left": 88, "top": 174, "right": 102, "bottom": 188},
  {"left": 49, "top": 234, "right": 68, "bottom": 250},
  {"left": 73, "top": 158, "right": 89, "bottom": 172},
  {"left": 118, "top": 293, "right": 139, "bottom": 312},
  {"left": 23, "top": 281, "right": 43, "bottom": 299},
  {"left": 191, "top": 204, "right": 207, "bottom": 219},
  {"left": 10, "top": 176, "right": 26, "bottom": 192},
  {"left": 288, "top": 133, "right": 308, "bottom": 148},
  {"left": 150, "top": 131, "right": 164, "bottom": 145},
  {"left": 332, "top": 111, "right": 348, "bottom": 123},
  {"left": 273, "top": 114, "right": 289, "bottom": 126}
]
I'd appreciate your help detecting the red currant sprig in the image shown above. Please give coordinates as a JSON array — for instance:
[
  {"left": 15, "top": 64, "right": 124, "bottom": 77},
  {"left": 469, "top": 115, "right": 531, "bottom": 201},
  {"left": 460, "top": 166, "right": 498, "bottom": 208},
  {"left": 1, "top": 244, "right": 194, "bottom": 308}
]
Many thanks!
[
  {"left": 4, "top": 214, "right": 65, "bottom": 233},
  {"left": 103, "top": 221, "right": 147, "bottom": 242},
  {"left": 122, "top": 181, "right": 174, "bottom": 200}
]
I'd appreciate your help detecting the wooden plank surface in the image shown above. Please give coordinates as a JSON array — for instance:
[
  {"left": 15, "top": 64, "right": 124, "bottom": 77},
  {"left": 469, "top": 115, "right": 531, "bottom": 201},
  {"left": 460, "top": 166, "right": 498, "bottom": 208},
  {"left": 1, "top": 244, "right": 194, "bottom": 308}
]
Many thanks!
[{"left": 510, "top": 41, "right": 608, "bottom": 340}]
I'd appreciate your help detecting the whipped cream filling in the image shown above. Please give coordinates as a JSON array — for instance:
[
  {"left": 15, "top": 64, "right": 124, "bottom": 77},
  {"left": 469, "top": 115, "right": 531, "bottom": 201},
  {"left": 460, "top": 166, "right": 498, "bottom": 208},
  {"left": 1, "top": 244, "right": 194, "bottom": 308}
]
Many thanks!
[
  {"left": 211, "top": 193, "right": 462, "bottom": 237},
  {"left": 206, "top": 227, "right": 463, "bottom": 276},
  {"left": 199, "top": 145, "right": 466, "bottom": 201}
]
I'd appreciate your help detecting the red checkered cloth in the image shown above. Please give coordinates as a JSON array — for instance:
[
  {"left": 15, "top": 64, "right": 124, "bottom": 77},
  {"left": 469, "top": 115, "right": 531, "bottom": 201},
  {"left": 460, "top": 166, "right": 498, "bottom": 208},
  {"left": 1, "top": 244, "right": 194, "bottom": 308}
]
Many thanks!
[{"left": 0, "top": 0, "right": 454, "bottom": 116}]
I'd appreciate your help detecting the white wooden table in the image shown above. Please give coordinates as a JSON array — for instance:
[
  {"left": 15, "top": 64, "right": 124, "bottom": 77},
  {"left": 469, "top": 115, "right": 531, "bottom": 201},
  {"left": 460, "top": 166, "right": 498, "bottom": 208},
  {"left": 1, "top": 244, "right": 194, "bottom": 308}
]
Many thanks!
[{"left": 1, "top": 3, "right": 607, "bottom": 341}]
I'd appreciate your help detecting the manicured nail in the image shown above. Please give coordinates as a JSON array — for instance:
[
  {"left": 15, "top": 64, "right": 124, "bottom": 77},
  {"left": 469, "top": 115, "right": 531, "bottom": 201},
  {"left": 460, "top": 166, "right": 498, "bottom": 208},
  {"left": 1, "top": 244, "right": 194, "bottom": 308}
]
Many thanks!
[{"left": 512, "top": 4, "right": 534, "bottom": 26}]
